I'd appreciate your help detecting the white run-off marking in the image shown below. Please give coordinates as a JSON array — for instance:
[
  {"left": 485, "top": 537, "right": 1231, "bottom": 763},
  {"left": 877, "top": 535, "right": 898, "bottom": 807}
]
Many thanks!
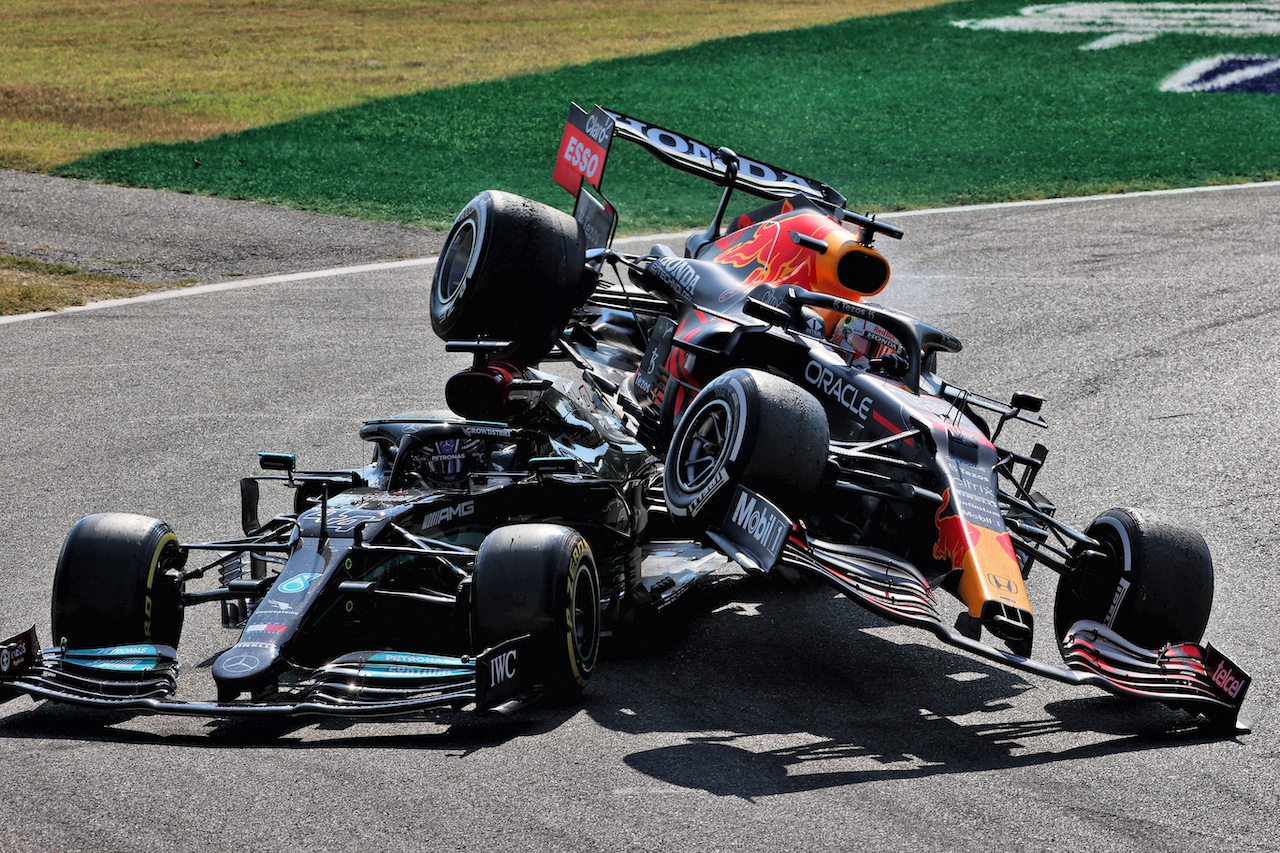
[
  {"left": 0, "top": 257, "right": 438, "bottom": 326},
  {"left": 1160, "top": 53, "right": 1280, "bottom": 89},
  {"left": 953, "top": 2, "right": 1280, "bottom": 50}
]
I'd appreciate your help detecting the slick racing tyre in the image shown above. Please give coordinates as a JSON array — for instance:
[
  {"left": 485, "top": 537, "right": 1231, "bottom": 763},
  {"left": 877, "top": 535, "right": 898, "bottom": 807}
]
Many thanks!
[
  {"left": 663, "top": 368, "right": 829, "bottom": 527},
  {"left": 51, "top": 513, "right": 186, "bottom": 649},
  {"left": 431, "top": 190, "right": 589, "bottom": 364},
  {"left": 471, "top": 523, "right": 600, "bottom": 701},
  {"left": 1054, "top": 507, "right": 1214, "bottom": 653}
]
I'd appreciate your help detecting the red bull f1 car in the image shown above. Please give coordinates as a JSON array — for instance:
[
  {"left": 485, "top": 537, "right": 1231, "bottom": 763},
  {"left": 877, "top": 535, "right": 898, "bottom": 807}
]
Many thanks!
[{"left": 424, "top": 104, "right": 1252, "bottom": 731}]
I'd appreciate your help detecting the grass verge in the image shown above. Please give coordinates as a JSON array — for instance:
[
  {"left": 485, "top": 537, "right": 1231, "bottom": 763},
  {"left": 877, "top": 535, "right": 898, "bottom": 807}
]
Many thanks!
[
  {"left": 1, "top": 0, "right": 956, "bottom": 170},
  {"left": 50, "top": 0, "right": 1280, "bottom": 233},
  {"left": 0, "top": 255, "right": 179, "bottom": 316}
]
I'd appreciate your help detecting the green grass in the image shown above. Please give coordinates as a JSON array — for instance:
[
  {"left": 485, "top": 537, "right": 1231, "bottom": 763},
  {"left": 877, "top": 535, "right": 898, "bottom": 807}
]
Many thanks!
[
  {"left": 2, "top": 0, "right": 950, "bottom": 170},
  {"left": 48, "top": 0, "right": 1280, "bottom": 232},
  {"left": 0, "top": 255, "right": 157, "bottom": 314}
]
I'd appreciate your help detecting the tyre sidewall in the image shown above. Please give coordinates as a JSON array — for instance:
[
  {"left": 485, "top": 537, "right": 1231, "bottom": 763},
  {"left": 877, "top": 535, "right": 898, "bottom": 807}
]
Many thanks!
[
  {"left": 663, "top": 371, "right": 753, "bottom": 524},
  {"left": 431, "top": 194, "right": 489, "bottom": 336},
  {"left": 51, "top": 513, "right": 185, "bottom": 648},
  {"left": 471, "top": 524, "right": 600, "bottom": 698},
  {"left": 663, "top": 368, "right": 828, "bottom": 525},
  {"left": 555, "top": 537, "right": 600, "bottom": 691},
  {"left": 1054, "top": 507, "right": 1214, "bottom": 650},
  {"left": 429, "top": 190, "right": 587, "bottom": 363}
]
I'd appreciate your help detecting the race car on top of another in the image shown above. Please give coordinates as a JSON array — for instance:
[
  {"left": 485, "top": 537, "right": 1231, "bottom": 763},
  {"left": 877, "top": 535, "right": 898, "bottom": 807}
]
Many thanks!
[
  {"left": 425, "top": 104, "right": 1252, "bottom": 731},
  {"left": 0, "top": 105, "right": 1251, "bottom": 730}
]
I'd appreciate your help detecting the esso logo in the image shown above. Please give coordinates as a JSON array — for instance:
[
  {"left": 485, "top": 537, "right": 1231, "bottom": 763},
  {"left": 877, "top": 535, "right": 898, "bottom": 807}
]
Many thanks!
[{"left": 563, "top": 135, "right": 600, "bottom": 179}]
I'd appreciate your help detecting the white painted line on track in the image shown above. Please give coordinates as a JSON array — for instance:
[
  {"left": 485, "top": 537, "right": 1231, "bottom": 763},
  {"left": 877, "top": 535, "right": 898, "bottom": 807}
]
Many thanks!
[
  {"left": 0, "top": 256, "right": 439, "bottom": 326},
  {"left": 882, "top": 179, "right": 1280, "bottom": 218},
  {"left": 4, "top": 179, "right": 1277, "bottom": 327}
]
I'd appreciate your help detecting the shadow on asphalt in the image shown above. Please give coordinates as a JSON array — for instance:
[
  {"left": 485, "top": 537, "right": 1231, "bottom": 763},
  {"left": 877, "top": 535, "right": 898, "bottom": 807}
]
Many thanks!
[
  {"left": 0, "top": 571, "right": 1236, "bottom": 773},
  {"left": 590, "top": 572, "right": 1241, "bottom": 799}
]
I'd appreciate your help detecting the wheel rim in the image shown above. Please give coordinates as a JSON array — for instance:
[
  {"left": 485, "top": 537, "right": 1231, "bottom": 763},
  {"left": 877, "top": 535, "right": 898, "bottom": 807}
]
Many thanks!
[
  {"left": 434, "top": 219, "right": 477, "bottom": 309},
  {"left": 1055, "top": 520, "right": 1126, "bottom": 642},
  {"left": 674, "top": 399, "right": 733, "bottom": 493},
  {"left": 569, "top": 562, "right": 599, "bottom": 666}
]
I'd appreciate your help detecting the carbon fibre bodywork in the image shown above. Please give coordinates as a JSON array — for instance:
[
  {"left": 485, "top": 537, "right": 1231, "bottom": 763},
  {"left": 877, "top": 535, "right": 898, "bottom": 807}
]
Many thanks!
[{"left": 0, "top": 374, "right": 713, "bottom": 718}]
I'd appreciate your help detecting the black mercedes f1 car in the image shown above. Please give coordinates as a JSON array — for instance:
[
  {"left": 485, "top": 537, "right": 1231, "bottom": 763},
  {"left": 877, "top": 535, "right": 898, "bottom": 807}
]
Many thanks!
[
  {"left": 0, "top": 352, "right": 726, "bottom": 718},
  {"left": 423, "top": 104, "right": 1252, "bottom": 731}
]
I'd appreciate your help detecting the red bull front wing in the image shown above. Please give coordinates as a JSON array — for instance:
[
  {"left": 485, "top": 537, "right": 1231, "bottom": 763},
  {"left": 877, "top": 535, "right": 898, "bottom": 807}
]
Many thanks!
[{"left": 706, "top": 488, "right": 1251, "bottom": 732}]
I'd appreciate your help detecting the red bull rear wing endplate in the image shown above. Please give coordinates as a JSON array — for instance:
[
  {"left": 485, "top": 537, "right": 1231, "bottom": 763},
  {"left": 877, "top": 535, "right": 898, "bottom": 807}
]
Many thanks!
[{"left": 0, "top": 628, "right": 541, "bottom": 718}]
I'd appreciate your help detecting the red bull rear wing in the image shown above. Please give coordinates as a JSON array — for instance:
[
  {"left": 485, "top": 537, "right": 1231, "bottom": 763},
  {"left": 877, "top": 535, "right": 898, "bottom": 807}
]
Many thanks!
[
  {"left": 604, "top": 109, "right": 846, "bottom": 207},
  {"left": 552, "top": 103, "right": 904, "bottom": 243}
]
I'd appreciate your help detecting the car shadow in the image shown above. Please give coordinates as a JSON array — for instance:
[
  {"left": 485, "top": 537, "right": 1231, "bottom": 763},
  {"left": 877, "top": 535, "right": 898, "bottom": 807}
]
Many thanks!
[
  {"left": 0, "top": 570, "right": 1243, "bottom": 763},
  {"left": 584, "top": 571, "right": 1245, "bottom": 800},
  {"left": 0, "top": 694, "right": 579, "bottom": 750}
]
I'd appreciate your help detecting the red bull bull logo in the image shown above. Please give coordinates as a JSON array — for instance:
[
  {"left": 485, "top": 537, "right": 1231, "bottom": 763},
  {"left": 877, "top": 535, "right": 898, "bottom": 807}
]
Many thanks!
[
  {"left": 713, "top": 210, "right": 814, "bottom": 288},
  {"left": 933, "top": 488, "right": 1017, "bottom": 568},
  {"left": 711, "top": 209, "right": 889, "bottom": 306},
  {"left": 933, "top": 489, "right": 1031, "bottom": 616}
]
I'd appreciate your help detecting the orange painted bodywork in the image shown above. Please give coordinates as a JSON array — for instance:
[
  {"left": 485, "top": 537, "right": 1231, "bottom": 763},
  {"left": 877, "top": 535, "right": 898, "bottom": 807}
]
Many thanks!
[
  {"left": 711, "top": 208, "right": 890, "bottom": 333},
  {"left": 933, "top": 489, "right": 1032, "bottom": 618}
]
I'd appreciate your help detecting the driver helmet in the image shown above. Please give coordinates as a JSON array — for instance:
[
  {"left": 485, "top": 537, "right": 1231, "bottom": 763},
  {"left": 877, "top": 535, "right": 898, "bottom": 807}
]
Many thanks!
[
  {"left": 423, "top": 437, "right": 479, "bottom": 486},
  {"left": 829, "top": 314, "right": 902, "bottom": 369}
]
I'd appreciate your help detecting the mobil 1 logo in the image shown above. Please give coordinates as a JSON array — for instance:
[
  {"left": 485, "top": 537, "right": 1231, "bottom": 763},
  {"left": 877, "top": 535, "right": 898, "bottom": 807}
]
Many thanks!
[{"left": 719, "top": 485, "right": 791, "bottom": 571}]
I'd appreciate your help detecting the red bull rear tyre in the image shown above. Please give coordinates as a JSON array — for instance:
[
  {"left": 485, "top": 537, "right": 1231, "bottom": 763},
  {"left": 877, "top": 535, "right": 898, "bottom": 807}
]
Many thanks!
[{"left": 430, "top": 190, "right": 589, "bottom": 365}]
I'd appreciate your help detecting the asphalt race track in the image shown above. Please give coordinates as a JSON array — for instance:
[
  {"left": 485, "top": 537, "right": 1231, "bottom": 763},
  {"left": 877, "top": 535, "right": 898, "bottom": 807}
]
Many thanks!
[{"left": 1, "top": 182, "right": 1278, "bottom": 852}]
